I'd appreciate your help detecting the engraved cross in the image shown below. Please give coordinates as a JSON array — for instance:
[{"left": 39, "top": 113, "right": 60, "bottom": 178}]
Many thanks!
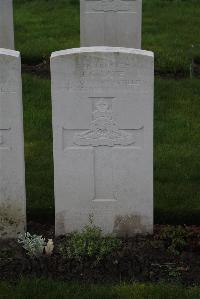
[{"left": 63, "top": 97, "right": 143, "bottom": 202}]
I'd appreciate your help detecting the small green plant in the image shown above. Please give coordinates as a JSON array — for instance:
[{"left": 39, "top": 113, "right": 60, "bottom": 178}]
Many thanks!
[
  {"left": 18, "top": 232, "right": 46, "bottom": 257},
  {"left": 165, "top": 264, "right": 182, "bottom": 283},
  {"left": 151, "top": 262, "right": 182, "bottom": 283},
  {"left": 59, "top": 219, "right": 121, "bottom": 263},
  {"left": 159, "top": 226, "right": 190, "bottom": 255}
]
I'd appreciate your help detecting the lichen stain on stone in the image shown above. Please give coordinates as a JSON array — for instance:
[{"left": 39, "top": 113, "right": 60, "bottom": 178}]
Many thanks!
[
  {"left": 113, "top": 214, "right": 147, "bottom": 237},
  {"left": 0, "top": 201, "right": 25, "bottom": 238}
]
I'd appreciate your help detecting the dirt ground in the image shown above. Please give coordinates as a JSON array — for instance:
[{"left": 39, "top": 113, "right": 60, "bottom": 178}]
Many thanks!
[{"left": 0, "top": 223, "right": 199, "bottom": 285}]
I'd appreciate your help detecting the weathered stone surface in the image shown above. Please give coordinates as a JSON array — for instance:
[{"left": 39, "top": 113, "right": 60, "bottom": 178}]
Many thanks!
[
  {"left": 0, "top": 49, "right": 26, "bottom": 238},
  {"left": 51, "top": 47, "right": 154, "bottom": 236},
  {"left": 80, "top": 0, "right": 142, "bottom": 48},
  {"left": 0, "top": 0, "right": 14, "bottom": 49}
]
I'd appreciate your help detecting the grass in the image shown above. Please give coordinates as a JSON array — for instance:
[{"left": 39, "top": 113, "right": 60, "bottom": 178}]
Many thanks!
[
  {"left": 13, "top": 0, "right": 200, "bottom": 74},
  {"left": 0, "top": 279, "right": 200, "bottom": 299},
  {"left": 154, "top": 78, "right": 200, "bottom": 224},
  {"left": 23, "top": 75, "right": 53, "bottom": 221},
  {"left": 14, "top": 0, "right": 80, "bottom": 64},
  {"left": 142, "top": 0, "right": 200, "bottom": 74},
  {"left": 23, "top": 74, "right": 200, "bottom": 224}
]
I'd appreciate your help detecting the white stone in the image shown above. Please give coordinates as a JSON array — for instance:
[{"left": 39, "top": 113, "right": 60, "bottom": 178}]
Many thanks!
[
  {"left": 0, "top": 49, "right": 26, "bottom": 238},
  {"left": 51, "top": 47, "right": 154, "bottom": 237},
  {"left": 0, "top": 0, "right": 14, "bottom": 49},
  {"left": 80, "top": 0, "right": 142, "bottom": 48}
]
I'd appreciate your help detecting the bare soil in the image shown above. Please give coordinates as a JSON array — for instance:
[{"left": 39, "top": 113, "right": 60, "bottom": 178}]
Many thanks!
[{"left": 0, "top": 223, "right": 199, "bottom": 285}]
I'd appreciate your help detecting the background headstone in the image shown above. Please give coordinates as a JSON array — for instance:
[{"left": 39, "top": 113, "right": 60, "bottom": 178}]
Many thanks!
[
  {"left": 51, "top": 47, "right": 154, "bottom": 237},
  {"left": 0, "top": 0, "right": 14, "bottom": 49},
  {"left": 80, "top": 0, "right": 142, "bottom": 48},
  {"left": 0, "top": 49, "right": 26, "bottom": 238}
]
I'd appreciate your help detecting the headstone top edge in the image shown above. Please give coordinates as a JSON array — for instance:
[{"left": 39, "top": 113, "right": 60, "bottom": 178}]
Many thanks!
[
  {"left": 0, "top": 48, "right": 20, "bottom": 58},
  {"left": 51, "top": 47, "right": 154, "bottom": 59},
  {"left": 80, "top": 0, "right": 142, "bottom": 4}
]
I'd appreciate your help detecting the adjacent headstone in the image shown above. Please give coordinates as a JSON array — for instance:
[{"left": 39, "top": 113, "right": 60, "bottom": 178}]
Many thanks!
[
  {"left": 51, "top": 47, "right": 154, "bottom": 236},
  {"left": 0, "top": 0, "right": 14, "bottom": 49},
  {"left": 80, "top": 0, "right": 142, "bottom": 48},
  {"left": 0, "top": 49, "right": 26, "bottom": 238}
]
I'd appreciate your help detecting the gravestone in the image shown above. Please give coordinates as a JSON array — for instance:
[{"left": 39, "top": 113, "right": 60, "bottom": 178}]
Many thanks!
[
  {"left": 80, "top": 0, "right": 142, "bottom": 48},
  {"left": 51, "top": 47, "right": 154, "bottom": 236},
  {"left": 0, "top": 0, "right": 14, "bottom": 49},
  {"left": 0, "top": 49, "right": 26, "bottom": 238}
]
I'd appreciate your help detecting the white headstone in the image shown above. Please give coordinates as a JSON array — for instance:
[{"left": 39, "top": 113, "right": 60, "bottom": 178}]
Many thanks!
[
  {"left": 0, "top": 49, "right": 26, "bottom": 238},
  {"left": 0, "top": 0, "right": 14, "bottom": 49},
  {"left": 51, "top": 47, "right": 154, "bottom": 237},
  {"left": 80, "top": 0, "right": 142, "bottom": 48}
]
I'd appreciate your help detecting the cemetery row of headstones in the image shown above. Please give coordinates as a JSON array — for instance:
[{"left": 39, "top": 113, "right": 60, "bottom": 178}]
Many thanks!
[
  {"left": 0, "top": 0, "right": 154, "bottom": 239},
  {"left": 0, "top": 0, "right": 142, "bottom": 51}
]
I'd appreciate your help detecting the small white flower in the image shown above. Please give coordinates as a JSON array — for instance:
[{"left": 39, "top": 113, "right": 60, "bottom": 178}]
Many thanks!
[{"left": 44, "top": 239, "right": 54, "bottom": 256}]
